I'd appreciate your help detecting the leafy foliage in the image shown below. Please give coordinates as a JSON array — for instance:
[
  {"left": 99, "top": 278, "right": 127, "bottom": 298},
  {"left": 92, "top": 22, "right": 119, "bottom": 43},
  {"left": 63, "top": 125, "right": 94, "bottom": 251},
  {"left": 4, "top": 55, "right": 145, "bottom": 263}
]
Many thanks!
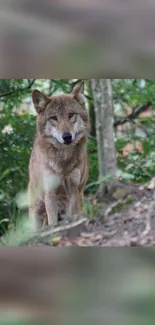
[
  {"left": 113, "top": 79, "right": 155, "bottom": 183},
  {"left": 0, "top": 112, "right": 35, "bottom": 229}
]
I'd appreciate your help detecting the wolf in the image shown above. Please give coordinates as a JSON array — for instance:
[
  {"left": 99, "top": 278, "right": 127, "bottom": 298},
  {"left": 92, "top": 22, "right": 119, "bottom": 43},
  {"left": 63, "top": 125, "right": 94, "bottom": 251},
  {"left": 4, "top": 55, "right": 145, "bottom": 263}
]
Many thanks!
[{"left": 28, "top": 82, "right": 90, "bottom": 230}]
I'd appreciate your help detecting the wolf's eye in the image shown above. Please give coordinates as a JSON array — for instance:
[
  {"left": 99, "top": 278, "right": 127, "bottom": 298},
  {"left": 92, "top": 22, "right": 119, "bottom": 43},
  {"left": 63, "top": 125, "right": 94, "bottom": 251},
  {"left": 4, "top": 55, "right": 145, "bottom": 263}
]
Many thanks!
[
  {"left": 50, "top": 116, "right": 57, "bottom": 121},
  {"left": 69, "top": 113, "right": 75, "bottom": 119}
]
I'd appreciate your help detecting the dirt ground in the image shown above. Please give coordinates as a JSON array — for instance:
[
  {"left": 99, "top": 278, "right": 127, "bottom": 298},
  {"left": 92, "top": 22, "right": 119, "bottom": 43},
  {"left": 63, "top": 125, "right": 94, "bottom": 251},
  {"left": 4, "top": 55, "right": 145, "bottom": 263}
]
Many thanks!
[{"left": 27, "top": 181, "right": 155, "bottom": 247}]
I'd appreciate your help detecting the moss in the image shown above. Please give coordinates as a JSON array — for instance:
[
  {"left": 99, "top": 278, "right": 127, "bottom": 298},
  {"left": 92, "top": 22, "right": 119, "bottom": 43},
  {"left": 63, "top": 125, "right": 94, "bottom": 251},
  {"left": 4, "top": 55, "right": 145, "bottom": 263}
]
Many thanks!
[
  {"left": 110, "top": 196, "right": 134, "bottom": 214},
  {"left": 111, "top": 201, "right": 125, "bottom": 213},
  {"left": 125, "top": 195, "right": 134, "bottom": 204}
]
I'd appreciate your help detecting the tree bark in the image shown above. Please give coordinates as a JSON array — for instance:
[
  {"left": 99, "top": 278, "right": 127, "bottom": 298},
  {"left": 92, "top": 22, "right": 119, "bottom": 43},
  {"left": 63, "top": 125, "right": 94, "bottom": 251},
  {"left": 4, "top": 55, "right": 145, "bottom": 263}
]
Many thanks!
[
  {"left": 87, "top": 80, "right": 96, "bottom": 137},
  {"left": 91, "top": 79, "right": 117, "bottom": 197}
]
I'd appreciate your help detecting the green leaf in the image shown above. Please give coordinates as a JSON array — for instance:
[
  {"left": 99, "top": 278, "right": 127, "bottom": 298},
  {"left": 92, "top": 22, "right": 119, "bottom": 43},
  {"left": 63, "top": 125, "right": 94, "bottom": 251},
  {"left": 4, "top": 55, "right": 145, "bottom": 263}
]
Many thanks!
[{"left": 142, "top": 140, "right": 151, "bottom": 155}]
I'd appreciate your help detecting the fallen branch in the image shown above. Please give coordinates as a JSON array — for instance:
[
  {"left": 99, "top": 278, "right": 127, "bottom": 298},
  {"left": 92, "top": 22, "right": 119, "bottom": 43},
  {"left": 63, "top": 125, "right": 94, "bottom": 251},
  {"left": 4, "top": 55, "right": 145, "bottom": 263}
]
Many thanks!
[
  {"left": 139, "top": 202, "right": 155, "bottom": 239},
  {"left": 19, "top": 217, "right": 87, "bottom": 246}
]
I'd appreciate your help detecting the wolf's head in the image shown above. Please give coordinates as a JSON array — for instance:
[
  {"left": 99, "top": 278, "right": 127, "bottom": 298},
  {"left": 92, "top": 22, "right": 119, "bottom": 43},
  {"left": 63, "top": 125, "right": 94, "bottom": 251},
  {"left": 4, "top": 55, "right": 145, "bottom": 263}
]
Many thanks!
[{"left": 32, "top": 82, "right": 90, "bottom": 148}]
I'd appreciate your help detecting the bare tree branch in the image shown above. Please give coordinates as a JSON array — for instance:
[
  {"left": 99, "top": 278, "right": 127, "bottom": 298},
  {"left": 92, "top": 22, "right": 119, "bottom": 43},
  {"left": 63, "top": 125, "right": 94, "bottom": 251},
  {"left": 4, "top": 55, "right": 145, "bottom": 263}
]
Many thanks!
[
  {"left": 0, "top": 79, "right": 36, "bottom": 99},
  {"left": 71, "top": 79, "right": 83, "bottom": 88},
  {"left": 88, "top": 134, "right": 96, "bottom": 141},
  {"left": 88, "top": 101, "right": 152, "bottom": 142},
  {"left": 114, "top": 102, "right": 151, "bottom": 127}
]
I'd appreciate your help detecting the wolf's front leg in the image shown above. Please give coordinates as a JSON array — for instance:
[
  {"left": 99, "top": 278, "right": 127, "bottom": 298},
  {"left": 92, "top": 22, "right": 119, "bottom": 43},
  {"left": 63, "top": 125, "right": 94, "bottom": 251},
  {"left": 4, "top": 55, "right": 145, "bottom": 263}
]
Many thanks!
[
  {"left": 45, "top": 192, "right": 58, "bottom": 227},
  {"left": 43, "top": 172, "right": 60, "bottom": 227},
  {"left": 67, "top": 191, "right": 81, "bottom": 221},
  {"left": 66, "top": 169, "right": 81, "bottom": 220},
  {"left": 29, "top": 202, "right": 45, "bottom": 231}
]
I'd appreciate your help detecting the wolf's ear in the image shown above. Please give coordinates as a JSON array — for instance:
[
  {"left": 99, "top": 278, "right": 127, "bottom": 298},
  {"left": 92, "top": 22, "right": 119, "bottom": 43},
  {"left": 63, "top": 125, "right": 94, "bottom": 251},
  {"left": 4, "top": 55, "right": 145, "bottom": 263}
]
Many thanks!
[
  {"left": 32, "top": 90, "right": 50, "bottom": 114},
  {"left": 72, "top": 81, "right": 85, "bottom": 107}
]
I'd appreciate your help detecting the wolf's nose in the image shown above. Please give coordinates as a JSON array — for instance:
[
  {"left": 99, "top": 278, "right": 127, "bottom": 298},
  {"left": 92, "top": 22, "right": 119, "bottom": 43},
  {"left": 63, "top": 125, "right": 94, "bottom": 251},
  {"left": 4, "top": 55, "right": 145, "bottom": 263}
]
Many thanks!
[{"left": 62, "top": 132, "right": 72, "bottom": 144}]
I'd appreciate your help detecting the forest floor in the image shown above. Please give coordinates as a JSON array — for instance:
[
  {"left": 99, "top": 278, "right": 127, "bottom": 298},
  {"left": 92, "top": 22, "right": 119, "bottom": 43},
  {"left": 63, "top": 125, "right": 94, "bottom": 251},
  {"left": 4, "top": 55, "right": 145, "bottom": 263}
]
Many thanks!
[{"left": 28, "top": 181, "right": 155, "bottom": 247}]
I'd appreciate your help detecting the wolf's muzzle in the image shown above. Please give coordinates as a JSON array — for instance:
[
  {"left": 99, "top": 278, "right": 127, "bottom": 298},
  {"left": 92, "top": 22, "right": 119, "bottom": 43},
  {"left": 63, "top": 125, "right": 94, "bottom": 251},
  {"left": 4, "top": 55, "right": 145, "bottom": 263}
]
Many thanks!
[{"left": 62, "top": 132, "right": 72, "bottom": 144}]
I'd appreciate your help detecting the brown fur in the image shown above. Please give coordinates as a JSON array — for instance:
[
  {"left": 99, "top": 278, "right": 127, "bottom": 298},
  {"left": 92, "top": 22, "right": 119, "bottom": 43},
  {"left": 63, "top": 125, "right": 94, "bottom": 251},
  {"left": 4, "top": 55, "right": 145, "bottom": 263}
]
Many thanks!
[{"left": 28, "top": 83, "right": 90, "bottom": 230}]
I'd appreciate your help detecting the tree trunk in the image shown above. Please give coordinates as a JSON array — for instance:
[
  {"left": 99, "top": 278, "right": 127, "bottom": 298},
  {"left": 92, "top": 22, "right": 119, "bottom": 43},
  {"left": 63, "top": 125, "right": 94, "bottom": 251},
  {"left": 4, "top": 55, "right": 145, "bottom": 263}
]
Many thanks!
[
  {"left": 91, "top": 79, "right": 117, "bottom": 197},
  {"left": 87, "top": 81, "right": 96, "bottom": 137}
]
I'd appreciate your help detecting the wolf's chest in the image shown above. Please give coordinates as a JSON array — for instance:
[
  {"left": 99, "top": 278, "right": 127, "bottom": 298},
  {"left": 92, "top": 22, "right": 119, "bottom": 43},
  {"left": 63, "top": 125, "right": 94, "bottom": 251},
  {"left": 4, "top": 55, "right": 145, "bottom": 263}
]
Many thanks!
[{"left": 48, "top": 160, "right": 63, "bottom": 173}]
